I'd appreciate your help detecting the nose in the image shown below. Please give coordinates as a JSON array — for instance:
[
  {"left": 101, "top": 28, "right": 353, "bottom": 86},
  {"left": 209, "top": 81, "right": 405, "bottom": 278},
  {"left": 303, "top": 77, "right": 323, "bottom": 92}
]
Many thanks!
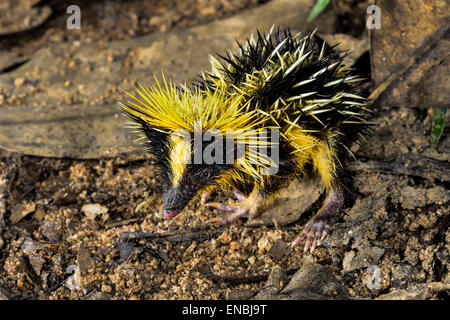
[
  {"left": 162, "top": 186, "right": 197, "bottom": 219},
  {"left": 162, "top": 208, "right": 179, "bottom": 218}
]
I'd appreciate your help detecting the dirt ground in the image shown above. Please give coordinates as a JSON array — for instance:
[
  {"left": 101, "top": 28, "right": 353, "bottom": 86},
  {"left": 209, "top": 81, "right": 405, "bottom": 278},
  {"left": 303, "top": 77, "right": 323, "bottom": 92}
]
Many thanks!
[{"left": 0, "top": 0, "right": 448, "bottom": 300}]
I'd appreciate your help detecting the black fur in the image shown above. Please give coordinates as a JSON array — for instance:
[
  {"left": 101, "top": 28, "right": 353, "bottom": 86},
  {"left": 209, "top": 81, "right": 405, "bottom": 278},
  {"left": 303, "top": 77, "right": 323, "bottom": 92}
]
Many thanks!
[
  {"left": 126, "top": 113, "right": 171, "bottom": 185},
  {"left": 198, "top": 27, "right": 370, "bottom": 143}
]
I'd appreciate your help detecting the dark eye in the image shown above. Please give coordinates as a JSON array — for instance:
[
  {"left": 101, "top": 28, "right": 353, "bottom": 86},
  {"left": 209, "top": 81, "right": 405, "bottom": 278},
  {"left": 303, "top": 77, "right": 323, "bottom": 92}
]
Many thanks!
[{"left": 199, "top": 171, "right": 211, "bottom": 179}]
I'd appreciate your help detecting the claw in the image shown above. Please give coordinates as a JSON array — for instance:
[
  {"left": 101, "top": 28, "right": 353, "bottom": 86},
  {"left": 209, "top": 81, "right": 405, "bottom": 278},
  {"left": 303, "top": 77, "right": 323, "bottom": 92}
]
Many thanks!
[
  {"left": 204, "top": 188, "right": 263, "bottom": 224},
  {"left": 292, "top": 218, "right": 329, "bottom": 252},
  {"left": 206, "top": 205, "right": 249, "bottom": 224},
  {"left": 206, "top": 206, "right": 249, "bottom": 224},
  {"left": 320, "top": 225, "right": 330, "bottom": 241},
  {"left": 206, "top": 202, "right": 237, "bottom": 212},
  {"left": 200, "top": 191, "right": 211, "bottom": 214}
]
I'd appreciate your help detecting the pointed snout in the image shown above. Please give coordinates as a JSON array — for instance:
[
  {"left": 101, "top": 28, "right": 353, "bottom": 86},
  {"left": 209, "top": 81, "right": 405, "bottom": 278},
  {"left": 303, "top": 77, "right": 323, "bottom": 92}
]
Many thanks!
[{"left": 162, "top": 185, "right": 199, "bottom": 218}]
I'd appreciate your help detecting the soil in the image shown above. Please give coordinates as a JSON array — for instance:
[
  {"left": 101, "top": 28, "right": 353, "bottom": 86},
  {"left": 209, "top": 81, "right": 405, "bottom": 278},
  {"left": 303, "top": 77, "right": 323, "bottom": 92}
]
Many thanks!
[
  {"left": 0, "top": 0, "right": 270, "bottom": 55},
  {"left": 0, "top": 0, "right": 448, "bottom": 300}
]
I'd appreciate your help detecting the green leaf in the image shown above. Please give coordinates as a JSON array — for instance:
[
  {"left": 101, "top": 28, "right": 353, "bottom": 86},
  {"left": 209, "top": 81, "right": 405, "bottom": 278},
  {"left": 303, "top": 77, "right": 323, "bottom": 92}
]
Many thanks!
[
  {"left": 307, "top": 0, "right": 330, "bottom": 22},
  {"left": 430, "top": 107, "right": 447, "bottom": 150}
]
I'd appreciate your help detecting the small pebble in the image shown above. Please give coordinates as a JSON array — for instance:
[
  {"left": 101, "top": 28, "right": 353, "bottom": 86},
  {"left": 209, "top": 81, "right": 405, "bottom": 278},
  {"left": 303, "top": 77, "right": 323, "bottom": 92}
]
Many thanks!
[
  {"left": 81, "top": 203, "right": 108, "bottom": 220},
  {"left": 29, "top": 255, "right": 45, "bottom": 275},
  {"left": 4, "top": 255, "right": 26, "bottom": 275},
  {"left": 14, "top": 77, "right": 25, "bottom": 87},
  {"left": 257, "top": 237, "right": 270, "bottom": 252},
  {"left": 101, "top": 284, "right": 112, "bottom": 293},
  {"left": 364, "top": 265, "right": 382, "bottom": 291},
  {"left": 217, "top": 231, "right": 232, "bottom": 244}
]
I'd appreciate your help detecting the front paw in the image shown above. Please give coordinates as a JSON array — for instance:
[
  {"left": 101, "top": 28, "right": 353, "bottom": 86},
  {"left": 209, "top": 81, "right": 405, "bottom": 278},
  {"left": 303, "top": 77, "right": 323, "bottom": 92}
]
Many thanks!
[{"left": 206, "top": 189, "right": 262, "bottom": 224}]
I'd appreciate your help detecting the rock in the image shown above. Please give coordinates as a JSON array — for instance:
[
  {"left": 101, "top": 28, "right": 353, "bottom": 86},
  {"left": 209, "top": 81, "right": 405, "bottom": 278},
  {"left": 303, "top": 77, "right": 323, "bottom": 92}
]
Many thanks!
[
  {"left": 91, "top": 192, "right": 111, "bottom": 202},
  {"left": 342, "top": 250, "right": 356, "bottom": 272},
  {"left": 53, "top": 189, "right": 78, "bottom": 205},
  {"left": 28, "top": 254, "right": 45, "bottom": 275},
  {"left": 65, "top": 265, "right": 81, "bottom": 291},
  {"left": 51, "top": 253, "right": 64, "bottom": 275},
  {"left": 4, "top": 255, "right": 26, "bottom": 276},
  {"left": 9, "top": 201, "right": 35, "bottom": 224},
  {"left": 331, "top": 252, "right": 342, "bottom": 265},
  {"left": 327, "top": 192, "right": 388, "bottom": 249},
  {"left": 86, "top": 290, "right": 110, "bottom": 300},
  {"left": 0, "top": 174, "right": 5, "bottom": 227},
  {"left": 0, "top": 285, "right": 14, "bottom": 300},
  {"left": 363, "top": 265, "right": 382, "bottom": 291},
  {"left": 265, "top": 266, "right": 288, "bottom": 291},
  {"left": 39, "top": 220, "right": 62, "bottom": 242},
  {"left": 118, "top": 239, "right": 135, "bottom": 261},
  {"left": 268, "top": 239, "right": 288, "bottom": 261},
  {"left": 391, "top": 264, "right": 418, "bottom": 289},
  {"left": 77, "top": 247, "right": 96, "bottom": 274},
  {"left": 392, "top": 186, "right": 450, "bottom": 210},
  {"left": 101, "top": 284, "right": 113, "bottom": 293},
  {"left": 252, "top": 266, "right": 288, "bottom": 299},
  {"left": 226, "top": 290, "right": 254, "bottom": 300},
  {"left": 377, "top": 282, "right": 450, "bottom": 300},
  {"left": 21, "top": 238, "right": 39, "bottom": 255},
  {"left": 0, "top": 0, "right": 52, "bottom": 36},
  {"left": 0, "top": 51, "right": 29, "bottom": 73},
  {"left": 14, "top": 77, "right": 25, "bottom": 87},
  {"left": 257, "top": 236, "right": 270, "bottom": 253},
  {"left": 0, "top": 103, "right": 140, "bottom": 159},
  {"left": 81, "top": 203, "right": 108, "bottom": 220},
  {"left": 437, "top": 135, "right": 450, "bottom": 153},
  {"left": 255, "top": 259, "right": 349, "bottom": 300},
  {"left": 281, "top": 260, "right": 349, "bottom": 299},
  {"left": 342, "top": 242, "right": 385, "bottom": 273},
  {"left": 369, "top": 0, "right": 449, "bottom": 109}
]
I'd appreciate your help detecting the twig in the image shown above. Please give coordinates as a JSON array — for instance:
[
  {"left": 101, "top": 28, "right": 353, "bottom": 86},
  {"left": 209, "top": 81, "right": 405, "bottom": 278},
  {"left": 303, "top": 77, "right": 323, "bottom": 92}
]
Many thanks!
[
  {"left": 0, "top": 283, "right": 14, "bottom": 300},
  {"left": 202, "top": 262, "right": 269, "bottom": 284},
  {"left": 105, "top": 218, "right": 140, "bottom": 229},
  {"left": 119, "top": 226, "right": 225, "bottom": 243},
  {"left": 347, "top": 153, "right": 450, "bottom": 181},
  {"left": 201, "top": 263, "right": 300, "bottom": 285}
]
